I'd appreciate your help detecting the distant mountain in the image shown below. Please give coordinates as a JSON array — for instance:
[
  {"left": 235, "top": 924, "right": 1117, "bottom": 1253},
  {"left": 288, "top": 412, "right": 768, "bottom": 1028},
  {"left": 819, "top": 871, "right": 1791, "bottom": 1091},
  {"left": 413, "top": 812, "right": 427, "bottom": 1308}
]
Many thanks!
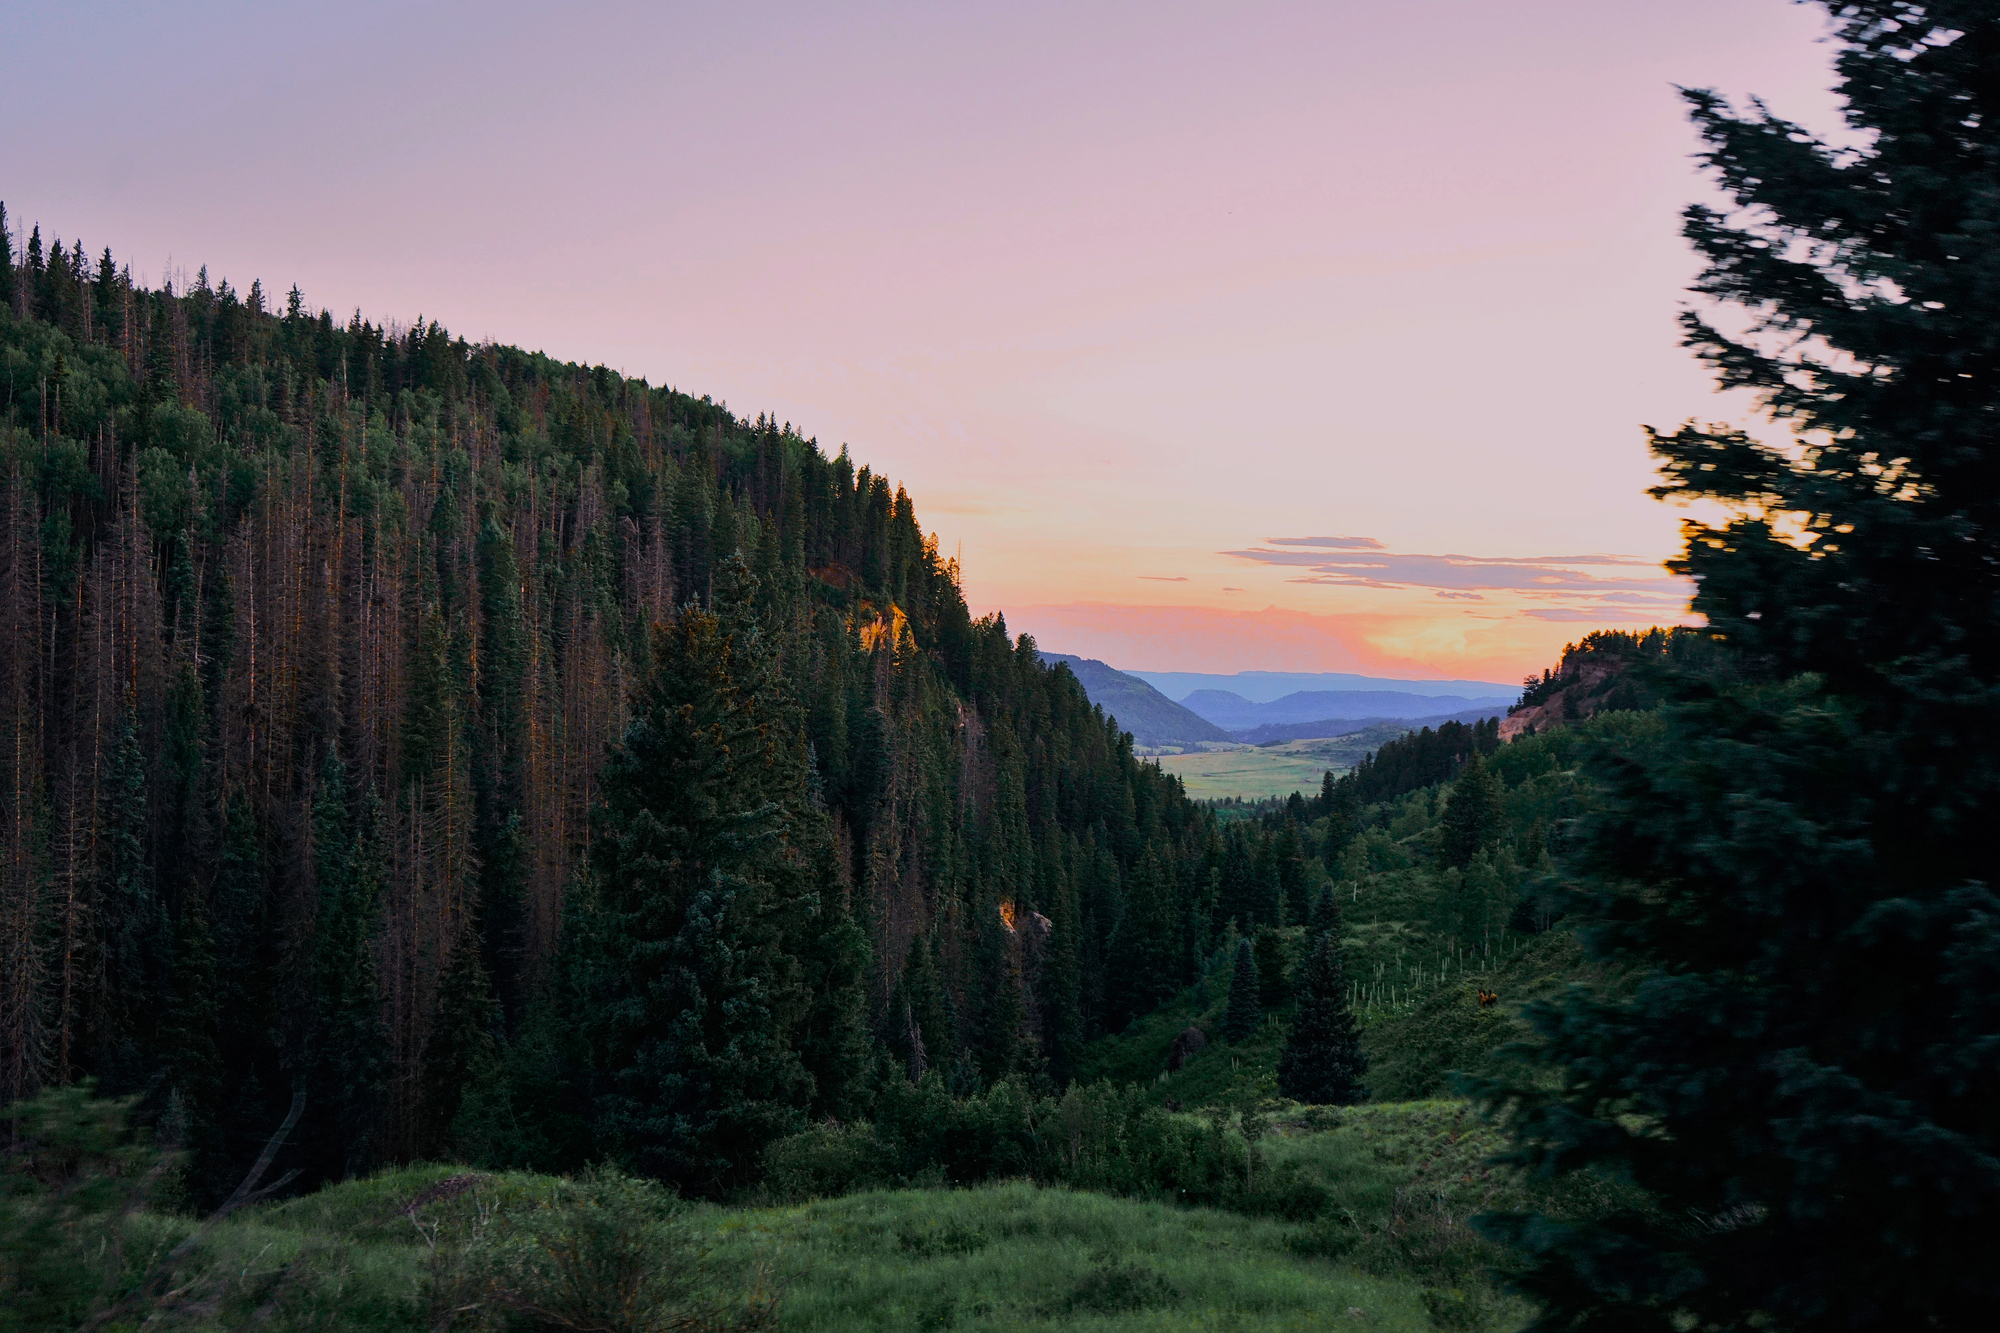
[
  {"left": 1231, "top": 706, "right": 1508, "bottom": 746},
  {"left": 1129, "top": 669, "right": 1518, "bottom": 705},
  {"left": 1177, "top": 688, "right": 1517, "bottom": 731},
  {"left": 1039, "top": 653, "right": 1232, "bottom": 747}
]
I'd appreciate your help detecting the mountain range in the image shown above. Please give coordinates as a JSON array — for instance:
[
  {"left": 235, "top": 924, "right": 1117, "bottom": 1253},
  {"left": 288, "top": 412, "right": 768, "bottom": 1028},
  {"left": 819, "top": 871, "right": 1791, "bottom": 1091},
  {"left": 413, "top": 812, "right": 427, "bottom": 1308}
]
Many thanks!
[
  {"left": 1129, "top": 669, "right": 1518, "bottom": 703},
  {"left": 1038, "top": 653, "right": 1231, "bottom": 747},
  {"left": 1176, "top": 687, "right": 1516, "bottom": 732},
  {"left": 1042, "top": 655, "right": 1517, "bottom": 747}
]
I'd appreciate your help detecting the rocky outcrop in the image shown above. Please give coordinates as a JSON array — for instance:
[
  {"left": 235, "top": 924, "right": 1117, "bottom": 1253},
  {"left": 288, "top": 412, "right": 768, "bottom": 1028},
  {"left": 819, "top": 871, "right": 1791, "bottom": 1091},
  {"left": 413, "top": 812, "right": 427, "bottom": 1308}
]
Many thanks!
[{"left": 1166, "top": 1025, "right": 1208, "bottom": 1072}]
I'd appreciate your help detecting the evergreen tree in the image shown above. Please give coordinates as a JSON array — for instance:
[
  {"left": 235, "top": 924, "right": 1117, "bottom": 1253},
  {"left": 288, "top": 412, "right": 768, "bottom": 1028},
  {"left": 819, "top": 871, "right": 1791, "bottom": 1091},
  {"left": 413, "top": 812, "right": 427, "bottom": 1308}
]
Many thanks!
[
  {"left": 889, "top": 931, "right": 950, "bottom": 1081},
  {"left": 299, "top": 755, "right": 388, "bottom": 1184},
  {"left": 1253, "top": 926, "right": 1289, "bottom": 1012},
  {"left": 0, "top": 202, "right": 14, "bottom": 312},
  {"left": 1308, "top": 884, "right": 1340, "bottom": 942},
  {"left": 1276, "top": 930, "right": 1364, "bottom": 1106},
  {"left": 1223, "top": 939, "right": 1260, "bottom": 1044},
  {"left": 1438, "top": 753, "right": 1502, "bottom": 868},
  {"left": 92, "top": 697, "right": 166, "bottom": 1092},
  {"left": 418, "top": 932, "right": 500, "bottom": 1158},
  {"left": 1273, "top": 817, "right": 1307, "bottom": 924},
  {"left": 580, "top": 587, "right": 818, "bottom": 1194},
  {"left": 1482, "top": 8, "right": 2000, "bottom": 1329}
]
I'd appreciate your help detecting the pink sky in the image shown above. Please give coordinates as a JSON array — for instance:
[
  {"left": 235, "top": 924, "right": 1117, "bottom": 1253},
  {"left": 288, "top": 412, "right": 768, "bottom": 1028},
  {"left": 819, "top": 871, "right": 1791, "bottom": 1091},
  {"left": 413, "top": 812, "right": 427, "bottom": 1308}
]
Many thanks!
[{"left": 3, "top": 1, "right": 1847, "bottom": 680}]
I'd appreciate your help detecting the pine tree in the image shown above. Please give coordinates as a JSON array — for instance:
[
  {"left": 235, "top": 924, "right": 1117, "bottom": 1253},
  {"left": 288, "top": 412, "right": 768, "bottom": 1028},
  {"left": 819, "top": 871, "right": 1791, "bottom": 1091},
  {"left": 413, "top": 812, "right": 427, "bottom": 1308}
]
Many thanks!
[
  {"left": 1253, "top": 926, "right": 1289, "bottom": 1012},
  {"left": 1276, "top": 930, "right": 1364, "bottom": 1106},
  {"left": 1308, "top": 885, "right": 1340, "bottom": 942},
  {"left": 1274, "top": 817, "right": 1307, "bottom": 924},
  {"left": 418, "top": 932, "right": 500, "bottom": 1158},
  {"left": 93, "top": 697, "right": 166, "bottom": 1092},
  {"left": 300, "top": 754, "right": 388, "bottom": 1183},
  {"left": 1482, "top": 8, "right": 2000, "bottom": 1329},
  {"left": 0, "top": 202, "right": 14, "bottom": 312},
  {"left": 1439, "top": 753, "right": 1502, "bottom": 868},
  {"left": 1223, "top": 939, "right": 1260, "bottom": 1044},
  {"left": 582, "top": 580, "right": 817, "bottom": 1194},
  {"left": 889, "top": 931, "right": 950, "bottom": 1081}
]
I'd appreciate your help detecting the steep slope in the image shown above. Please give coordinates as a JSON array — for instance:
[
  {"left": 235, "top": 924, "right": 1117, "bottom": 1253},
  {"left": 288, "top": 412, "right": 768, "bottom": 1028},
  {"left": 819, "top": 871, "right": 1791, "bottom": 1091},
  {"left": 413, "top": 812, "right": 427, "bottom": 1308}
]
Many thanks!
[
  {"left": 0, "top": 210, "right": 1214, "bottom": 1193},
  {"left": 1039, "top": 651, "right": 1230, "bottom": 746}
]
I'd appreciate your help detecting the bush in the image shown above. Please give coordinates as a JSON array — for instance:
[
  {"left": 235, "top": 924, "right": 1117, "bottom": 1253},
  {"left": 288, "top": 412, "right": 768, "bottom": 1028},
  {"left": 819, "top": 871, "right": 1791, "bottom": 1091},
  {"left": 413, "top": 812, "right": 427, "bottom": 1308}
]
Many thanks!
[
  {"left": 761, "top": 1123, "right": 891, "bottom": 1200},
  {"left": 758, "top": 1077, "right": 1330, "bottom": 1223},
  {"left": 1039, "top": 1262, "right": 1179, "bottom": 1316},
  {"left": 0, "top": 1083, "right": 167, "bottom": 1332},
  {"left": 463, "top": 1168, "right": 775, "bottom": 1333}
]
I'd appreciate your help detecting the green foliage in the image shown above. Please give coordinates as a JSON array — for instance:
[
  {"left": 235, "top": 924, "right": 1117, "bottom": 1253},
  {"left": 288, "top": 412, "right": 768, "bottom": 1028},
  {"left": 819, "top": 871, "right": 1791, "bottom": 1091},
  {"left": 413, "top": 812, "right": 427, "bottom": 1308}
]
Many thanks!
[
  {"left": 1224, "top": 939, "right": 1262, "bottom": 1043},
  {"left": 576, "top": 591, "right": 820, "bottom": 1194},
  {"left": 1277, "top": 930, "right": 1366, "bottom": 1106},
  {"left": 0, "top": 1084, "right": 163, "bottom": 1331},
  {"left": 761, "top": 1076, "right": 1327, "bottom": 1222},
  {"left": 1438, "top": 755, "right": 1502, "bottom": 868},
  {"left": 1477, "top": 9, "right": 2000, "bottom": 1330}
]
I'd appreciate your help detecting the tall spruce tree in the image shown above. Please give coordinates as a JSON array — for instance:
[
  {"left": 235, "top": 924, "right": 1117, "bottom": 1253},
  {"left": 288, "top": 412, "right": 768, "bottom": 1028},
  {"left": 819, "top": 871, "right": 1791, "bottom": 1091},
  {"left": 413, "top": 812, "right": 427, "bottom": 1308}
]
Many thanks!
[
  {"left": 1481, "top": 7, "right": 2000, "bottom": 1330},
  {"left": 1276, "top": 930, "right": 1364, "bottom": 1106},
  {"left": 1439, "top": 753, "right": 1503, "bottom": 868},
  {"left": 0, "top": 202, "right": 14, "bottom": 312},
  {"left": 1223, "top": 939, "right": 1261, "bottom": 1044},
  {"left": 579, "top": 568, "right": 826, "bottom": 1194},
  {"left": 300, "top": 756, "right": 388, "bottom": 1184}
]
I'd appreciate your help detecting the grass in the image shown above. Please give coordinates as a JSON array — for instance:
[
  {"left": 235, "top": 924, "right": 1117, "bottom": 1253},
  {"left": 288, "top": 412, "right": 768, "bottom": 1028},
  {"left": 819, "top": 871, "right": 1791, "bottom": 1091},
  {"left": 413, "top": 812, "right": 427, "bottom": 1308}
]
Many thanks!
[
  {"left": 1156, "top": 746, "right": 1343, "bottom": 801},
  {"left": 707, "top": 1181, "right": 1449, "bottom": 1331},
  {"left": 47, "top": 1166, "right": 1493, "bottom": 1332}
]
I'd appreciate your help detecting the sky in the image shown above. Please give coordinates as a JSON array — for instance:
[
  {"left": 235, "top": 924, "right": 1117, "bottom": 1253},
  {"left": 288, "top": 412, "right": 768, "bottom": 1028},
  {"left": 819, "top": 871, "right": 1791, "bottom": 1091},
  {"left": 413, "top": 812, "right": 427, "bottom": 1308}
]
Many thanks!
[{"left": 1, "top": 0, "right": 1850, "bottom": 681}]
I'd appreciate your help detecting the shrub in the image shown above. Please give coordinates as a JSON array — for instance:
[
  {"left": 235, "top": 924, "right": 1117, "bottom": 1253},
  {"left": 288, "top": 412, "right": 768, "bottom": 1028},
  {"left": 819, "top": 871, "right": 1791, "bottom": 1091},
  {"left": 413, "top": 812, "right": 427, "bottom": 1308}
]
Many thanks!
[
  {"left": 0, "top": 1083, "right": 166, "bottom": 1332},
  {"left": 469, "top": 1168, "right": 775, "bottom": 1333}
]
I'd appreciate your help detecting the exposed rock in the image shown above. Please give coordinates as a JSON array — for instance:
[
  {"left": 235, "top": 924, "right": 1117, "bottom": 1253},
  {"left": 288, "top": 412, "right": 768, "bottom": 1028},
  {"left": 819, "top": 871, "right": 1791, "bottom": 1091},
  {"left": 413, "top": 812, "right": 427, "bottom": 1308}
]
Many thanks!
[{"left": 1166, "top": 1025, "right": 1208, "bottom": 1072}]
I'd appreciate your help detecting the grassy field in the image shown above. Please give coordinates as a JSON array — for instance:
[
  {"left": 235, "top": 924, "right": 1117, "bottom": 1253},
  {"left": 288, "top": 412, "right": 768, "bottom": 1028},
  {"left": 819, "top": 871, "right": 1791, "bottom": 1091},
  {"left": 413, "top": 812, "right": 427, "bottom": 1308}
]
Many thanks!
[
  {"left": 12, "top": 1149, "right": 1519, "bottom": 1331},
  {"left": 1155, "top": 746, "right": 1340, "bottom": 801},
  {"left": 711, "top": 1181, "right": 1456, "bottom": 1331},
  {"left": 1152, "top": 725, "right": 1424, "bottom": 802}
]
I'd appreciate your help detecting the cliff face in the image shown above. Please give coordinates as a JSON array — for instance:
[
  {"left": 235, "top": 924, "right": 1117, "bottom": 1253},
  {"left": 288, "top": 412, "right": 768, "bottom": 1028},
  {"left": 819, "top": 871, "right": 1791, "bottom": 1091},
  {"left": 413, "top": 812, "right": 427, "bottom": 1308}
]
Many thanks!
[{"left": 1499, "top": 654, "right": 1632, "bottom": 740}]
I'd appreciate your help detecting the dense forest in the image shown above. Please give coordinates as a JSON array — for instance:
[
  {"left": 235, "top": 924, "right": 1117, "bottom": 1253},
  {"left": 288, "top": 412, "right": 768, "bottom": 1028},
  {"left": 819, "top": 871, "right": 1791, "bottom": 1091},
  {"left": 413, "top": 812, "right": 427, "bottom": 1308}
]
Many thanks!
[{"left": 0, "top": 210, "right": 1492, "bottom": 1203}]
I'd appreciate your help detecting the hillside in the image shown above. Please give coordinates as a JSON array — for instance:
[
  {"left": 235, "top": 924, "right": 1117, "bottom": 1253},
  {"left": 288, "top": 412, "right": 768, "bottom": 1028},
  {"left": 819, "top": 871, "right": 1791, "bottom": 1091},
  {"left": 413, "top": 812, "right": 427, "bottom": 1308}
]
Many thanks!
[
  {"left": 1, "top": 1088, "right": 1536, "bottom": 1332},
  {"left": 1232, "top": 706, "right": 1507, "bottom": 746},
  {"left": 1038, "top": 651, "right": 1230, "bottom": 747},
  {"left": 0, "top": 211, "right": 1212, "bottom": 1200}
]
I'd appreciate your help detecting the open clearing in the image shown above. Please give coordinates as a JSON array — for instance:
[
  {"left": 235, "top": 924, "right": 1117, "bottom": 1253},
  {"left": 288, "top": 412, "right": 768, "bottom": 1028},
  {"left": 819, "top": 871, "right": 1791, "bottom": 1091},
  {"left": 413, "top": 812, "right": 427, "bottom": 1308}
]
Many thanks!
[{"left": 1155, "top": 745, "right": 1341, "bottom": 801}]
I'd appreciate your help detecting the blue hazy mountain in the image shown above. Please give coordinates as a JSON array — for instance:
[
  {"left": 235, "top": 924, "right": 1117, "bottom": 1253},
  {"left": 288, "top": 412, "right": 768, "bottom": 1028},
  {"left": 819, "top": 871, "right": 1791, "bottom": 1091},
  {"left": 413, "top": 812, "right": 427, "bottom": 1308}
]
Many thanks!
[
  {"left": 1130, "top": 669, "right": 1518, "bottom": 704},
  {"left": 1175, "top": 687, "right": 1516, "bottom": 731},
  {"left": 1037, "top": 653, "right": 1231, "bottom": 747}
]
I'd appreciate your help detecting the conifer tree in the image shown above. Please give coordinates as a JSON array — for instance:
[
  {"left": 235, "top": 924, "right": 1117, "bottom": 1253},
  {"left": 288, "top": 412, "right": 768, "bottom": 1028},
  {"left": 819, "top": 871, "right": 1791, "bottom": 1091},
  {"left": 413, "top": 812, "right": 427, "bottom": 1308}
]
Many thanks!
[
  {"left": 1253, "top": 926, "right": 1289, "bottom": 1011},
  {"left": 418, "top": 932, "right": 500, "bottom": 1158},
  {"left": 300, "top": 755, "right": 388, "bottom": 1183},
  {"left": 1483, "top": 7, "right": 2000, "bottom": 1329},
  {"left": 889, "top": 931, "right": 950, "bottom": 1081},
  {"left": 1276, "top": 929, "right": 1364, "bottom": 1106},
  {"left": 93, "top": 698, "right": 165, "bottom": 1092},
  {"left": 1439, "top": 753, "right": 1503, "bottom": 868},
  {"left": 1308, "top": 885, "right": 1340, "bottom": 942},
  {"left": 1223, "top": 939, "right": 1261, "bottom": 1043},
  {"left": 0, "top": 202, "right": 14, "bottom": 312},
  {"left": 580, "top": 571, "right": 820, "bottom": 1193}
]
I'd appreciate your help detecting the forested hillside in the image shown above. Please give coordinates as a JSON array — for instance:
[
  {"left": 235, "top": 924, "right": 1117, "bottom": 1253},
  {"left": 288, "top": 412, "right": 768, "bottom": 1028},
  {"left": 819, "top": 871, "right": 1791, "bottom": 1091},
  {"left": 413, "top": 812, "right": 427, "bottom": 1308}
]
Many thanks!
[{"left": 0, "top": 212, "right": 1260, "bottom": 1198}]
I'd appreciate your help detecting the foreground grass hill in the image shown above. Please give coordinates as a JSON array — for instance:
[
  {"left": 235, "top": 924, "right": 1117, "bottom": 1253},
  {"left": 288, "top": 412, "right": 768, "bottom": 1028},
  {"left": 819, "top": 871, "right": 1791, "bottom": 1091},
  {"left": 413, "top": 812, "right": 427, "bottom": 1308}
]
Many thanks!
[{"left": 4, "top": 1093, "right": 1539, "bottom": 1333}]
